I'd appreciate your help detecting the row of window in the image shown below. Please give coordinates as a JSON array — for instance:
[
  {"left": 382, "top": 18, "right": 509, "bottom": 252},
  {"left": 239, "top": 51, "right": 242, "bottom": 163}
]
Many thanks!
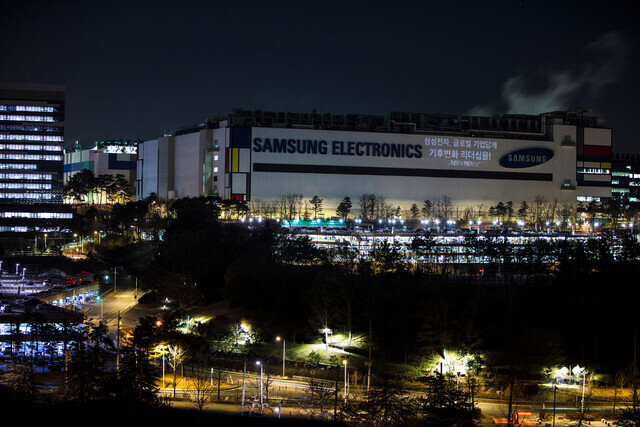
[
  {"left": 0, "top": 135, "right": 63, "bottom": 142},
  {"left": 0, "top": 164, "right": 38, "bottom": 170},
  {"left": 0, "top": 193, "right": 57, "bottom": 199},
  {"left": 0, "top": 211, "right": 72, "bottom": 219},
  {"left": 0, "top": 105, "right": 57, "bottom": 112},
  {"left": 577, "top": 168, "right": 610, "bottom": 175},
  {"left": 0, "top": 154, "right": 62, "bottom": 161},
  {"left": 0, "top": 173, "right": 53, "bottom": 180},
  {"left": 0, "top": 183, "right": 52, "bottom": 190},
  {"left": 0, "top": 125, "right": 60, "bottom": 132},
  {"left": 0, "top": 226, "right": 28, "bottom": 232},
  {"left": 0, "top": 115, "right": 56, "bottom": 122},
  {"left": 0, "top": 144, "right": 62, "bottom": 151}
]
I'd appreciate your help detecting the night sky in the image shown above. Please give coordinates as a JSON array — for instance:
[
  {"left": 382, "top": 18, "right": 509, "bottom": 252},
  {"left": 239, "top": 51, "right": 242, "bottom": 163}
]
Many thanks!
[{"left": 2, "top": 1, "right": 639, "bottom": 151}]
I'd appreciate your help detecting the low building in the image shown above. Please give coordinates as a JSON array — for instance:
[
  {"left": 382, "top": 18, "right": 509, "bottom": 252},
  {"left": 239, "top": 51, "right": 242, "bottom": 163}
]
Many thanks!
[{"left": 64, "top": 139, "right": 138, "bottom": 204}]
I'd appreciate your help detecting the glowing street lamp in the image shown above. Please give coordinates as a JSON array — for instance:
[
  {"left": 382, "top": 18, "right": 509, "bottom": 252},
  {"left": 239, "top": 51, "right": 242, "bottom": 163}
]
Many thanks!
[
  {"left": 581, "top": 370, "right": 588, "bottom": 414},
  {"left": 256, "top": 361, "right": 264, "bottom": 414},
  {"left": 343, "top": 360, "right": 348, "bottom": 402},
  {"left": 276, "top": 336, "right": 286, "bottom": 378},
  {"left": 321, "top": 328, "right": 332, "bottom": 350}
]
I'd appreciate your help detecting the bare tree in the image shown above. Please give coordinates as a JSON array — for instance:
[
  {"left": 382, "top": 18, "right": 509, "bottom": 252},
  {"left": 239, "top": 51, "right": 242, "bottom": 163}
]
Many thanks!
[
  {"left": 166, "top": 344, "right": 187, "bottom": 398},
  {"left": 300, "top": 372, "right": 335, "bottom": 420},
  {"left": 186, "top": 367, "right": 217, "bottom": 412}
]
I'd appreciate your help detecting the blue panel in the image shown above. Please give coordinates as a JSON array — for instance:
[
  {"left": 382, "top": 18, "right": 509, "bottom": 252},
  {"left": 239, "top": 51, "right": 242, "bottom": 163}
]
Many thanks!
[
  {"left": 231, "top": 127, "right": 251, "bottom": 148},
  {"left": 64, "top": 162, "right": 93, "bottom": 173},
  {"left": 107, "top": 154, "right": 137, "bottom": 170}
]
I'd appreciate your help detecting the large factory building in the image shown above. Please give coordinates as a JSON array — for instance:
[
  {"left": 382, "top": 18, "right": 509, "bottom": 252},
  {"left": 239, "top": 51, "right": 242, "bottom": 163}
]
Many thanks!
[{"left": 137, "top": 109, "right": 611, "bottom": 217}]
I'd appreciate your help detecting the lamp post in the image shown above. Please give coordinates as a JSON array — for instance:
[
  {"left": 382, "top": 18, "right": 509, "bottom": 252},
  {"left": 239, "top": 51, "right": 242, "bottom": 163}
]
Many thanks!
[
  {"left": 256, "top": 361, "right": 264, "bottom": 414},
  {"left": 343, "top": 360, "right": 348, "bottom": 403},
  {"left": 44, "top": 233, "right": 47, "bottom": 250},
  {"left": 322, "top": 328, "right": 332, "bottom": 350},
  {"left": 552, "top": 385, "right": 557, "bottom": 427},
  {"left": 161, "top": 345, "right": 166, "bottom": 389},
  {"left": 276, "top": 336, "right": 286, "bottom": 378},
  {"left": 581, "top": 370, "right": 588, "bottom": 414},
  {"left": 15, "top": 263, "right": 19, "bottom": 275}
]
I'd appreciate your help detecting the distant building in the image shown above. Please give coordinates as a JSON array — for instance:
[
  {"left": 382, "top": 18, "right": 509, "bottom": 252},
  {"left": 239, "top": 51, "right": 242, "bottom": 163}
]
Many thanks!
[
  {"left": 64, "top": 139, "right": 138, "bottom": 203},
  {"left": 612, "top": 152, "right": 640, "bottom": 203},
  {"left": 137, "top": 109, "right": 612, "bottom": 215},
  {"left": 0, "top": 83, "right": 72, "bottom": 234}
]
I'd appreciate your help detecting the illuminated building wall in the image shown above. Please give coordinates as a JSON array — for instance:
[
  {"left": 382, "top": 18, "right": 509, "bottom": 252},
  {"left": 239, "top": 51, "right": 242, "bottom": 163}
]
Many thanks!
[
  {"left": 64, "top": 140, "right": 138, "bottom": 196},
  {"left": 0, "top": 83, "right": 72, "bottom": 233},
  {"left": 137, "top": 110, "right": 612, "bottom": 214}
]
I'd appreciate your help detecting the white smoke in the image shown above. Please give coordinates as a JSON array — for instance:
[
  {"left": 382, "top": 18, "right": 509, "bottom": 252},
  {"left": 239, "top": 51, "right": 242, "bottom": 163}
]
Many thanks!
[{"left": 468, "top": 31, "right": 628, "bottom": 116}]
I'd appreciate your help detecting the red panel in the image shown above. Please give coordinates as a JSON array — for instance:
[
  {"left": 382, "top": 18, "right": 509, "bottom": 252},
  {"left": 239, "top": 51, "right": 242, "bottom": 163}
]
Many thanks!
[
  {"left": 231, "top": 194, "right": 244, "bottom": 201},
  {"left": 583, "top": 145, "right": 611, "bottom": 156}
]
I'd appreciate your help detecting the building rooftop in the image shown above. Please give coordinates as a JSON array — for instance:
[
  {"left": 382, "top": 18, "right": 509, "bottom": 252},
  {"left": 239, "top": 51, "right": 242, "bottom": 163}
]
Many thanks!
[
  {"left": 170, "top": 108, "right": 605, "bottom": 141},
  {"left": 0, "top": 296, "right": 83, "bottom": 323}
]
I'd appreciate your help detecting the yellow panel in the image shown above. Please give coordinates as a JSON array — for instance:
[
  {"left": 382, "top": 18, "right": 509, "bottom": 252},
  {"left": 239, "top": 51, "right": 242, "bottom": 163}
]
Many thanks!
[
  {"left": 232, "top": 148, "right": 239, "bottom": 173},
  {"left": 601, "top": 162, "right": 611, "bottom": 169}
]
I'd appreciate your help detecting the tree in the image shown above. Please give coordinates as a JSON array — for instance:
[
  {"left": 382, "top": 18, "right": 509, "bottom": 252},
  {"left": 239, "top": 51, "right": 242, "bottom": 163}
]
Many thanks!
[
  {"left": 518, "top": 201, "right": 529, "bottom": 223},
  {"left": 419, "top": 373, "right": 481, "bottom": 426},
  {"left": 336, "top": 197, "right": 352, "bottom": 219},
  {"left": 344, "top": 375, "right": 418, "bottom": 426},
  {"left": 422, "top": 200, "right": 434, "bottom": 219},
  {"left": 301, "top": 372, "right": 334, "bottom": 419},
  {"left": 166, "top": 344, "right": 187, "bottom": 398},
  {"left": 186, "top": 366, "right": 217, "bottom": 412},
  {"left": 0, "top": 362, "right": 37, "bottom": 404},
  {"left": 309, "top": 195, "right": 324, "bottom": 218},
  {"left": 410, "top": 203, "right": 420, "bottom": 221},
  {"left": 61, "top": 320, "right": 114, "bottom": 403}
]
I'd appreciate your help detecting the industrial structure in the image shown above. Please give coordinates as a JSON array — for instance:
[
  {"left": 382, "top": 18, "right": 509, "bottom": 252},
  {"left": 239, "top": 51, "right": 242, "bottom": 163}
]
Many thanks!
[{"left": 137, "top": 108, "right": 612, "bottom": 217}]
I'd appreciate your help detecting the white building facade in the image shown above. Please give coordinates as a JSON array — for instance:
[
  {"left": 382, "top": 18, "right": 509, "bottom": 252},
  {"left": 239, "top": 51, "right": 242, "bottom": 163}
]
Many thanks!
[{"left": 137, "top": 110, "right": 612, "bottom": 216}]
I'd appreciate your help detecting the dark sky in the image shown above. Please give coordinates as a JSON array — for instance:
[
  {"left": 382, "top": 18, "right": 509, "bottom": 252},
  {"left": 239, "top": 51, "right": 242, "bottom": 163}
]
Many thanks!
[{"left": 2, "top": 0, "right": 639, "bottom": 151}]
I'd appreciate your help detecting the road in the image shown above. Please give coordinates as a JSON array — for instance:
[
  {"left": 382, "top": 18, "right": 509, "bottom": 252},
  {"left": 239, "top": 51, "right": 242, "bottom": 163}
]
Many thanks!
[{"left": 75, "top": 271, "right": 619, "bottom": 426}]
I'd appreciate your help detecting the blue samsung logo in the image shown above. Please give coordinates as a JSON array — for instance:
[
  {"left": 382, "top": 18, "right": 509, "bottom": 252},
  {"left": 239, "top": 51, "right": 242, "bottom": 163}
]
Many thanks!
[{"left": 499, "top": 147, "right": 554, "bottom": 168}]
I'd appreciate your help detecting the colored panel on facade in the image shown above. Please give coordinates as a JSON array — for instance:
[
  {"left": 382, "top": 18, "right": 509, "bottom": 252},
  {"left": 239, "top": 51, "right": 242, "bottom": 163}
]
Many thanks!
[
  {"left": 232, "top": 148, "right": 239, "bottom": 172},
  {"left": 583, "top": 145, "right": 611, "bottom": 156},
  {"left": 107, "top": 153, "right": 137, "bottom": 170},
  {"left": 225, "top": 148, "right": 230, "bottom": 172},
  {"left": 230, "top": 127, "right": 251, "bottom": 148},
  {"left": 238, "top": 148, "right": 250, "bottom": 173},
  {"left": 64, "top": 161, "right": 94, "bottom": 173},
  {"left": 231, "top": 194, "right": 244, "bottom": 201},
  {"left": 232, "top": 172, "right": 247, "bottom": 194},
  {"left": 601, "top": 162, "right": 611, "bottom": 169}
]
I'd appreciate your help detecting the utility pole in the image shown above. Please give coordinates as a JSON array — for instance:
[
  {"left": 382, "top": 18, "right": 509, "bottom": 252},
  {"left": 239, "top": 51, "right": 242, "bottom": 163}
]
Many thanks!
[
  {"left": 116, "top": 311, "right": 121, "bottom": 374},
  {"left": 334, "top": 364, "right": 339, "bottom": 421},
  {"left": 552, "top": 385, "right": 557, "bottom": 427},
  {"left": 634, "top": 329, "right": 638, "bottom": 411},
  {"left": 507, "top": 376, "right": 514, "bottom": 427},
  {"left": 367, "top": 319, "right": 372, "bottom": 392},
  {"left": 241, "top": 358, "right": 246, "bottom": 415}
]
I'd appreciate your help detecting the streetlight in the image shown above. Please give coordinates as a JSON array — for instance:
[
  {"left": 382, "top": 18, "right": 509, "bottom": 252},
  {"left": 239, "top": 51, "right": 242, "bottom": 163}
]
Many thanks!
[
  {"left": 322, "top": 328, "right": 332, "bottom": 350},
  {"left": 581, "top": 370, "right": 588, "bottom": 414},
  {"left": 157, "top": 344, "right": 166, "bottom": 389},
  {"left": 343, "top": 360, "right": 348, "bottom": 402},
  {"left": 44, "top": 233, "right": 47, "bottom": 249},
  {"left": 15, "top": 263, "right": 19, "bottom": 275},
  {"left": 276, "top": 336, "right": 286, "bottom": 378},
  {"left": 552, "top": 385, "right": 557, "bottom": 427},
  {"left": 256, "top": 361, "right": 264, "bottom": 414}
]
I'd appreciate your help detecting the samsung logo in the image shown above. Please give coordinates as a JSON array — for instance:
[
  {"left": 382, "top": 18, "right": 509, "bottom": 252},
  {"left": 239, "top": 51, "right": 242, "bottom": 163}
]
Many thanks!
[{"left": 499, "top": 148, "right": 554, "bottom": 168}]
